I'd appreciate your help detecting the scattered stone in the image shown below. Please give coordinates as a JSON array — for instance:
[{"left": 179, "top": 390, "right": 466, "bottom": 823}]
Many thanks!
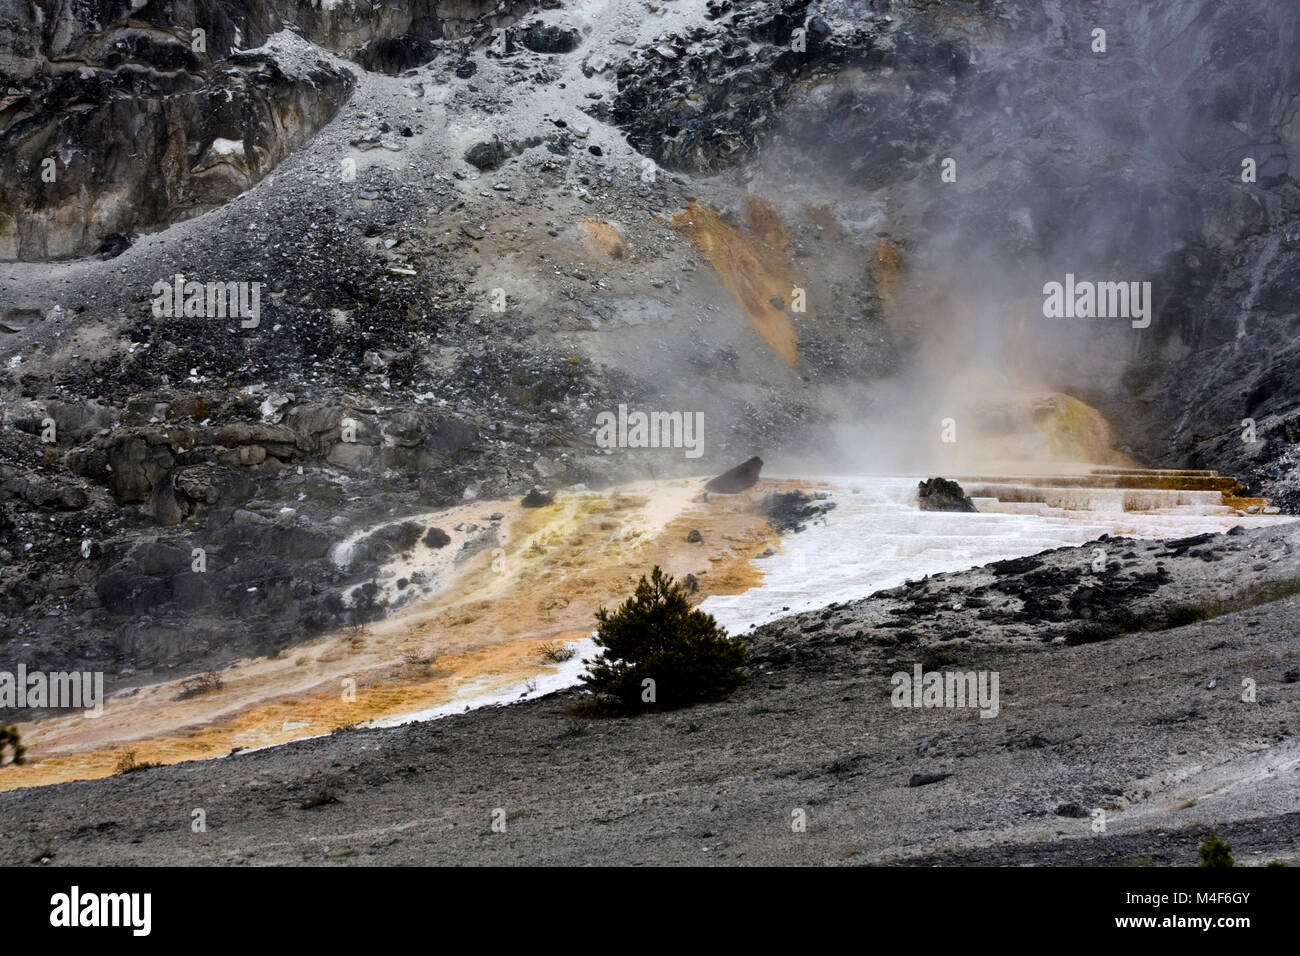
[
  {"left": 522, "top": 489, "right": 555, "bottom": 508},
  {"left": 907, "top": 772, "right": 953, "bottom": 788}
]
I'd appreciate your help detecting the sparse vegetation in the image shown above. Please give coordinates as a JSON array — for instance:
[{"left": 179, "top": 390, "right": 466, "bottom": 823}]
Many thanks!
[
  {"left": 1199, "top": 830, "right": 1234, "bottom": 867},
  {"left": 919, "top": 646, "right": 966, "bottom": 671},
  {"left": 1066, "top": 580, "right": 1300, "bottom": 646},
  {"left": 1065, "top": 621, "right": 1124, "bottom": 645},
  {"left": 1066, "top": 604, "right": 1201, "bottom": 645},
  {"left": 538, "top": 641, "right": 576, "bottom": 664},
  {"left": 397, "top": 650, "right": 436, "bottom": 678},
  {"left": 114, "top": 750, "right": 162, "bottom": 775},
  {"left": 581, "top": 566, "right": 747, "bottom": 712},
  {"left": 561, "top": 720, "right": 590, "bottom": 738},
  {"left": 0, "top": 725, "right": 25, "bottom": 766}
]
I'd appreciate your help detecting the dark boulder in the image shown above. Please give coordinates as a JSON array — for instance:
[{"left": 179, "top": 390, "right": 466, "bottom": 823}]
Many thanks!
[
  {"left": 465, "top": 139, "right": 508, "bottom": 170},
  {"left": 96, "top": 232, "right": 135, "bottom": 259},
  {"left": 360, "top": 521, "right": 425, "bottom": 562},
  {"left": 519, "top": 22, "right": 583, "bottom": 54},
  {"left": 917, "top": 478, "right": 977, "bottom": 513},
  {"left": 705, "top": 456, "right": 763, "bottom": 493},
  {"left": 907, "top": 772, "right": 953, "bottom": 787},
  {"left": 522, "top": 489, "right": 555, "bottom": 508}
]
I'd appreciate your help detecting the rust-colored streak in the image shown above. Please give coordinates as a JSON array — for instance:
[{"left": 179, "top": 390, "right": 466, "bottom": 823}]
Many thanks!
[
  {"left": 745, "top": 196, "right": 791, "bottom": 251},
  {"left": 578, "top": 218, "right": 627, "bottom": 260},
  {"left": 671, "top": 200, "right": 810, "bottom": 367},
  {"left": 874, "top": 240, "right": 904, "bottom": 289},
  {"left": 0, "top": 481, "right": 793, "bottom": 791}
]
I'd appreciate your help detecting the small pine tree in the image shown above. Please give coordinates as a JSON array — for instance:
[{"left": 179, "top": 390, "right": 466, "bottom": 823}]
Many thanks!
[
  {"left": 1199, "top": 830, "right": 1234, "bottom": 867},
  {"left": 581, "top": 566, "right": 747, "bottom": 711},
  {"left": 0, "top": 725, "right": 25, "bottom": 766}
]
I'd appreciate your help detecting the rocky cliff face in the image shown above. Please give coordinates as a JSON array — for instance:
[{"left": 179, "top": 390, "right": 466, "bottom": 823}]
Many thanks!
[{"left": 0, "top": 1, "right": 356, "bottom": 258}]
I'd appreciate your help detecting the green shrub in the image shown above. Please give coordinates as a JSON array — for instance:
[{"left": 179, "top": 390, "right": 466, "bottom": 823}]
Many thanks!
[
  {"left": 1065, "top": 621, "right": 1124, "bottom": 645},
  {"left": 581, "top": 566, "right": 747, "bottom": 712},
  {"left": 1161, "top": 603, "right": 1206, "bottom": 628},
  {"left": 0, "top": 725, "right": 25, "bottom": 766},
  {"left": 1199, "top": 830, "right": 1234, "bottom": 867}
]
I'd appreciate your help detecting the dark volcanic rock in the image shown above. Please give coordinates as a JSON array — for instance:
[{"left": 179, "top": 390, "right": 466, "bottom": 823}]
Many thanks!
[
  {"left": 522, "top": 489, "right": 555, "bottom": 508},
  {"left": 519, "top": 22, "right": 582, "bottom": 54},
  {"left": 611, "top": 1, "right": 873, "bottom": 173},
  {"left": 917, "top": 478, "right": 977, "bottom": 513},
  {"left": 0, "top": 471, "right": 87, "bottom": 511},
  {"left": 762, "top": 489, "right": 835, "bottom": 533},
  {"left": 465, "top": 139, "right": 508, "bottom": 170},
  {"left": 705, "top": 456, "right": 763, "bottom": 494},
  {"left": 908, "top": 772, "right": 953, "bottom": 787},
  {"left": 96, "top": 232, "right": 136, "bottom": 259},
  {"left": 355, "top": 35, "right": 438, "bottom": 74}
]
